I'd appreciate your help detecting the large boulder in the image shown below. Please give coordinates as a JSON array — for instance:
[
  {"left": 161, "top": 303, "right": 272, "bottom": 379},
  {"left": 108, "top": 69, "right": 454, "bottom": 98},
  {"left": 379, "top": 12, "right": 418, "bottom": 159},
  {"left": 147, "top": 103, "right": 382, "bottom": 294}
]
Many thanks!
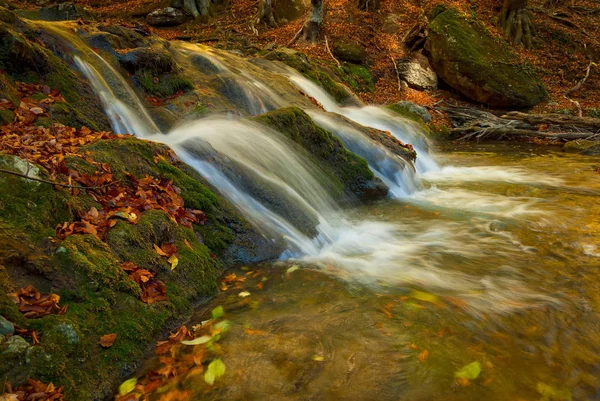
[
  {"left": 425, "top": 7, "right": 546, "bottom": 108},
  {"left": 146, "top": 7, "right": 188, "bottom": 27},
  {"left": 332, "top": 40, "right": 368, "bottom": 64}
]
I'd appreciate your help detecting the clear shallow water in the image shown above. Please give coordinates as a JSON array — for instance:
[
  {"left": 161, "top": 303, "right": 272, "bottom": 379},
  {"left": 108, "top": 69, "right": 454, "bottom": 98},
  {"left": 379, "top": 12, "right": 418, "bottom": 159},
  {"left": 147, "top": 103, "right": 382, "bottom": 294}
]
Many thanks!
[{"left": 130, "top": 142, "right": 600, "bottom": 401}]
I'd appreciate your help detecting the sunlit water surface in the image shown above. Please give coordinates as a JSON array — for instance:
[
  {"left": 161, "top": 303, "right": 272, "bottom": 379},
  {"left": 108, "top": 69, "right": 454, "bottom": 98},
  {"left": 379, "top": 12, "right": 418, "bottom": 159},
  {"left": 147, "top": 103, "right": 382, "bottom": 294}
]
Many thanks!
[{"left": 132, "top": 143, "right": 600, "bottom": 401}]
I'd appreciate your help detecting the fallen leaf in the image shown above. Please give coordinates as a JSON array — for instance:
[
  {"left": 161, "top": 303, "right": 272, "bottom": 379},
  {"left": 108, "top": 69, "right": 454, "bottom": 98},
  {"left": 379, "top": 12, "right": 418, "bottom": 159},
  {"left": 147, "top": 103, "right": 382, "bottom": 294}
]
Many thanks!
[
  {"left": 119, "top": 378, "right": 137, "bottom": 395},
  {"left": 168, "top": 255, "right": 178, "bottom": 271},
  {"left": 204, "top": 359, "right": 226, "bottom": 385},
  {"left": 211, "top": 306, "right": 224, "bottom": 319},
  {"left": 238, "top": 291, "right": 251, "bottom": 298},
  {"left": 455, "top": 361, "right": 481, "bottom": 380},
  {"left": 410, "top": 290, "right": 439, "bottom": 303},
  {"left": 286, "top": 265, "right": 299, "bottom": 274},
  {"left": 181, "top": 335, "right": 212, "bottom": 346},
  {"left": 154, "top": 244, "right": 168, "bottom": 257},
  {"left": 184, "top": 238, "right": 193, "bottom": 250},
  {"left": 418, "top": 349, "right": 429, "bottom": 363},
  {"left": 99, "top": 333, "right": 117, "bottom": 348}
]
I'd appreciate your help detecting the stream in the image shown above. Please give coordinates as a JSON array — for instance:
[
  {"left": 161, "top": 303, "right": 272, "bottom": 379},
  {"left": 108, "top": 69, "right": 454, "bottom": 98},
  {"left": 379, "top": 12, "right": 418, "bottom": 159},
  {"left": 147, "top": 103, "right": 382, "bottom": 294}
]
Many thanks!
[
  {"left": 36, "top": 28, "right": 600, "bottom": 400},
  {"left": 128, "top": 142, "right": 600, "bottom": 401}
]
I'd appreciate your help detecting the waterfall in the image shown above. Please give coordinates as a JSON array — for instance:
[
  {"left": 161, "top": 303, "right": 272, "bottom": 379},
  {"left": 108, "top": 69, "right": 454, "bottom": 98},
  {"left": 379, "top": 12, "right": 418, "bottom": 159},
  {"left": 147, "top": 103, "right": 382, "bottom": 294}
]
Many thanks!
[{"left": 287, "top": 74, "right": 439, "bottom": 174}]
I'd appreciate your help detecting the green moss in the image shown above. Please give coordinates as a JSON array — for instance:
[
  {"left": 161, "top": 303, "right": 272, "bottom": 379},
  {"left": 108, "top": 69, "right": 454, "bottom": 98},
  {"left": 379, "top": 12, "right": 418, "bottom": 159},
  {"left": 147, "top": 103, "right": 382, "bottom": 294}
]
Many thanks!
[
  {"left": 0, "top": 154, "right": 74, "bottom": 242},
  {"left": 265, "top": 49, "right": 352, "bottom": 103},
  {"left": 426, "top": 8, "right": 546, "bottom": 108},
  {"left": 137, "top": 69, "right": 194, "bottom": 97},
  {"left": 563, "top": 140, "right": 600, "bottom": 155},
  {"left": 0, "top": 108, "right": 14, "bottom": 124},
  {"left": 340, "top": 63, "right": 374, "bottom": 93},
  {"left": 84, "top": 137, "right": 238, "bottom": 253},
  {"left": 0, "top": 24, "right": 108, "bottom": 130},
  {"left": 253, "top": 107, "right": 383, "bottom": 198}
]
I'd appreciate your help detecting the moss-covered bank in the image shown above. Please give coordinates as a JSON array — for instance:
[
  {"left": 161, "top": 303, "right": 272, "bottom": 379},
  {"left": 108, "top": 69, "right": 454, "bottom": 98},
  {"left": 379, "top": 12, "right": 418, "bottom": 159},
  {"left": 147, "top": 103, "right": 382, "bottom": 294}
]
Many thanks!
[{"left": 0, "top": 135, "right": 275, "bottom": 400}]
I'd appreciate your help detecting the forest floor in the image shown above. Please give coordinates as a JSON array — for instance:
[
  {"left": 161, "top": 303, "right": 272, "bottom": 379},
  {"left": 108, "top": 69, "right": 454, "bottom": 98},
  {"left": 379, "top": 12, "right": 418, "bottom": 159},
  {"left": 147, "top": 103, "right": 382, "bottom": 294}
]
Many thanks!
[{"left": 13, "top": 0, "right": 597, "bottom": 117}]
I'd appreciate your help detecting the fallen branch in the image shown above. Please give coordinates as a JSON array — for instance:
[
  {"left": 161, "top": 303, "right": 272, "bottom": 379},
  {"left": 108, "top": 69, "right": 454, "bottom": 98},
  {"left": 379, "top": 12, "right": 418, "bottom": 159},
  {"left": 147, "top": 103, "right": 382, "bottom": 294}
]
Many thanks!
[
  {"left": 390, "top": 56, "right": 402, "bottom": 91},
  {"left": 324, "top": 35, "right": 341, "bottom": 68},
  {"left": 453, "top": 127, "right": 598, "bottom": 141},
  {"left": 0, "top": 168, "right": 125, "bottom": 191},
  {"left": 564, "top": 59, "right": 595, "bottom": 117},
  {"left": 286, "top": 26, "right": 304, "bottom": 47}
]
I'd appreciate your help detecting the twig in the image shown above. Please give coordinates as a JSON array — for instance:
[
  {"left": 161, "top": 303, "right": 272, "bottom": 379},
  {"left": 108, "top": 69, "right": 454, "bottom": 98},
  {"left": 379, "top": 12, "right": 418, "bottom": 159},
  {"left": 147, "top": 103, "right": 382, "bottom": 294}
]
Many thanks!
[
  {"left": 286, "top": 25, "right": 304, "bottom": 47},
  {"left": 324, "top": 35, "right": 341, "bottom": 68},
  {"left": 564, "top": 59, "right": 595, "bottom": 117},
  {"left": 390, "top": 55, "right": 402, "bottom": 91},
  {"left": 0, "top": 168, "right": 124, "bottom": 191}
]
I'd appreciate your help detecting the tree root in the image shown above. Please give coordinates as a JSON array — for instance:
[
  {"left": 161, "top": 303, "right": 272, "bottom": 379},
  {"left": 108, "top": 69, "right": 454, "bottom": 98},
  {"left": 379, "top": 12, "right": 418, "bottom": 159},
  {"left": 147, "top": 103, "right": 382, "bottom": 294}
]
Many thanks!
[
  {"left": 500, "top": 8, "right": 535, "bottom": 48},
  {"left": 182, "top": 0, "right": 213, "bottom": 22}
]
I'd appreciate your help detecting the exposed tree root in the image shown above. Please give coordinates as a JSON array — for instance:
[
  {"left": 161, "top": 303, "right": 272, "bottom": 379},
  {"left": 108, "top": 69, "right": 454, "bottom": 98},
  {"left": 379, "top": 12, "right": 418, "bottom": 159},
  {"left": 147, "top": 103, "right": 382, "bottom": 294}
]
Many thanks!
[
  {"left": 500, "top": 7, "right": 535, "bottom": 48},
  {"left": 182, "top": 0, "right": 213, "bottom": 22},
  {"left": 257, "top": 0, "right": 277, "bottom": 28}
]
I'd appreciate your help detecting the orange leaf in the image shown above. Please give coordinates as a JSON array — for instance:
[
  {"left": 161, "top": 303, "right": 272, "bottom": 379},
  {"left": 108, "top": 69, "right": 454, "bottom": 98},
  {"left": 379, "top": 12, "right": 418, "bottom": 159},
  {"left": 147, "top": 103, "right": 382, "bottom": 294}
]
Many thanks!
[
  {"left": 418, "top": 349, "right": 429, "bottom": 363},
  {"left": 100, "top": 333, "right": 117, "bottom": 348},
  {"left": 154, "top": 244, "right": 168, "bottom": 257}
]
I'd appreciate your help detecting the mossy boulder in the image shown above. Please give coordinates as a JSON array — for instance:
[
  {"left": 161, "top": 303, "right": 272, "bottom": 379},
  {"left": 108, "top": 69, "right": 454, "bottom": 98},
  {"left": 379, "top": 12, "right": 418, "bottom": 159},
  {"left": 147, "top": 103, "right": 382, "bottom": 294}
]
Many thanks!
[
  {"left": 425, "top": 7, "right": 546, "bottom": 108},
  {"left": 117, "top": 47, "right": 194, "bottom": 97},
  {"left": 253, "top": 107, "right": 388, "bottom": 199},
  {"left": 332, "top": 40, "right": 368, "bottom": 64},
  {"left": 563, "top": 140, "right": 600, "bottom": 155},
  {"left": 0, "top": 22, "right": 109, "bottom": 129}
]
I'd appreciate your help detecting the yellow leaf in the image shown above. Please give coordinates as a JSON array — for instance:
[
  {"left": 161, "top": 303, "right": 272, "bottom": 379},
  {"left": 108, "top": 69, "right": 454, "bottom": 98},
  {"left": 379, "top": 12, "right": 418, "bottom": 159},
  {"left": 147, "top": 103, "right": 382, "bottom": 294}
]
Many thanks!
[
  {"left": 168, "top": 255, "right": 179, "bottom": 270},
  {"left": 154, "top": 244, "right": 168, "bottom": 257},
  {"left": 119, "top": 378, "right": 137, "bottom": 395}
]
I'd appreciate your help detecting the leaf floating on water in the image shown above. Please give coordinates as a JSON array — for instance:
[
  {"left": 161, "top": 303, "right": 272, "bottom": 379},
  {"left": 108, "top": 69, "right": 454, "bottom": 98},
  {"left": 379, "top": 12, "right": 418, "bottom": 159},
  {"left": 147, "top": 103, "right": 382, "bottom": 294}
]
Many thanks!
[
  {"left": 312, "top": 355, "right": 325, "bottom": 361},
  {"left": 418, "top": 350, "right": 429, "bottom": 363},
  {"left": 211, "top": 306, "right": 224, "bottom": 320},
  {"left": 410, "top": 290, "right": 439, "bottom": 303},
  {"left": 536, "top": 382, "right": 572, "bottom": 401},
  {"left": 244, "top": 328, "right": 267, "bottom": 336},
  {"left": 214, "top": 320, "right": 232, "bottom": 334},
  {"left": 181, "top": 335, "right": 212, "bottom": 346},
  {"left": 454, "top": 361, "right": 481, "bottom": 380},
  {"left": 238, "top": 291, "right": 251, "bottom": 298},
  {"left": 168, "top": 255, "right": 178, "bottom": 271},
  {"left": 119, "top": 378, "right": 137, "bottom": 395},
  {"left": 204, "top": 359, "right": 226, "bottom": 385},
  {"left": 286, "top": 265, "right": 300, "bottom": 274},
  {"left": 99, "top": 333, "right": 117, "bottom": 348}
]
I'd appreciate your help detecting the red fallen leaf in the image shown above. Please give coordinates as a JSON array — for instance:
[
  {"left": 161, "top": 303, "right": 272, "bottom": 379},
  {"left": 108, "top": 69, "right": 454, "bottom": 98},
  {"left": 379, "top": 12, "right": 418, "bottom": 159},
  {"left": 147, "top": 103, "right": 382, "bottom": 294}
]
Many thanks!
[
  {"left": 99, "top": 333, "right": 117, "bottom": 348},
  {"left": 160, "top": 242, "right": 177, "bottom": 257},
  {"left": 4, "top": 378, "right": 65, "bottom": 400},
  {"left": 11, "top": 285, "right": 67, "bottom": 319}
]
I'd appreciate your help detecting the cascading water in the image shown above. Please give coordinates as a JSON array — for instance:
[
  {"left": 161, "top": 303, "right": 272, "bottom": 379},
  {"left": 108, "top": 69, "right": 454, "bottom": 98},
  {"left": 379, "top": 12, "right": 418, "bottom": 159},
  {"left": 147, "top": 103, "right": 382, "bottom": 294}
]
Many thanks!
[{"left": 68, "top": 41, "right": 561, "bottom": 314}]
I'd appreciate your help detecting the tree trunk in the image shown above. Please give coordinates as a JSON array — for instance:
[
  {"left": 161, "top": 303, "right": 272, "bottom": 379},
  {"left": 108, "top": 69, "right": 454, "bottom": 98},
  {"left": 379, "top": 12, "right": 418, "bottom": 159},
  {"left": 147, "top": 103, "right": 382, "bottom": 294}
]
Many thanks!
[
  {"left": 499, "top": 0, "right": 535, "bottom": 48},
  {"left": 181, "top": 0, "right": 213, "bottom": 22},
  {"left": 257, "top": 0, "right": 277, "bottom": 27},
  {"left": 302, "top": 0, "right": 323, "bottom": 43}
]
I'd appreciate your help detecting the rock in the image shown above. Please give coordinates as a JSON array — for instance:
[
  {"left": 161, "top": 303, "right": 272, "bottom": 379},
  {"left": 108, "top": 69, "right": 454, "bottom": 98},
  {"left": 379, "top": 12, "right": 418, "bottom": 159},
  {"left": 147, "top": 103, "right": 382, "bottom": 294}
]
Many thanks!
[
  {"left": 2, "top": 335, "right": 29, "bottom": 357},
  {"left": 332, "top": 40, "right": 368, "bottom": 64},
  {"left": 98, "top": 25, "right": 150, "bottom": 49},
  {"left": 117, "top": 48, "right": 176, "bottom": 74},
  {"left": 425, "top": 7, "right": 546, "bottom": 108},
  {"left": 38, "top": 2, "right": 79, "bottom": 21},
  {"left": 146, "top": 7, "right": 188, "bottom": 27},
  {"left": 396, "top": 53, "right": 437, "bottom": 91},
  {"left": 388, "top": 101, "right": 432, "bottom": 123},
  {"left": 0, "top": 315, "right": 14, "bottom": 336},
  {"left": 48, "top": 323, "right": 80, "bottom": 345},
  {"left": 563, "top": 140, "right": 600, "bottom": 155}
]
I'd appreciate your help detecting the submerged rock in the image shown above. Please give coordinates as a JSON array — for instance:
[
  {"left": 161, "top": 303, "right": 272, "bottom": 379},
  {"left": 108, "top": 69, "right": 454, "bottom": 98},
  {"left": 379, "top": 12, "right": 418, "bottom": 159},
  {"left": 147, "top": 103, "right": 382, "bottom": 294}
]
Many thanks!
[
  {"left": 563, "top": 140, "right": 600, "bottom": 155},
  {"left": 146, "top": 7, "right": 188, "bottom": 27},
  {"left": 425, "top": 7, "right": 546, "bottom": 108},
  {"left": 396, "top": 53, "right": 437, "bottom": 91}
]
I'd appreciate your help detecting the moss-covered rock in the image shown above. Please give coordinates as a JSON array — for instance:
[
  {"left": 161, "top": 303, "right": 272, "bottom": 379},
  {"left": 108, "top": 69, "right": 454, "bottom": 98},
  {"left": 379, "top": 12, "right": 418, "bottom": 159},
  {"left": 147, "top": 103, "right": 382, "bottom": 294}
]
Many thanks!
[
  {"left": 425, "top": 7, "right": 546, "bottom": 108},
  {"left": 563, "top": 140, "right": 600, "bottom": 155},
  {"left": 0, "top": 22, "right": 109, "bottom": 129},
  {"left": 117, "top": 47, "right": 194, "bottom": 97},
  {"left": 253, "top": 107, "right": 388, "bottom": 199},
  {"left": 332, "top": 40, "right": 368, "bottom": 64},
  {"left": 264, "top": 48, "right": 359, "bottom": 106},
  {"left": 340, "top": 63, "right": 374, "bottom": 93}
]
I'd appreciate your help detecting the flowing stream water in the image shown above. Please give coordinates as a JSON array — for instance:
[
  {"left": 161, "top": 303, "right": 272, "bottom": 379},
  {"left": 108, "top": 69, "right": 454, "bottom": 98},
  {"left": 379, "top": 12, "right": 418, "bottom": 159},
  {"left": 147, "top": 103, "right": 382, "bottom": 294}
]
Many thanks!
[{"left": 45, "top": 32, "right": 600, "bottom": 400}]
